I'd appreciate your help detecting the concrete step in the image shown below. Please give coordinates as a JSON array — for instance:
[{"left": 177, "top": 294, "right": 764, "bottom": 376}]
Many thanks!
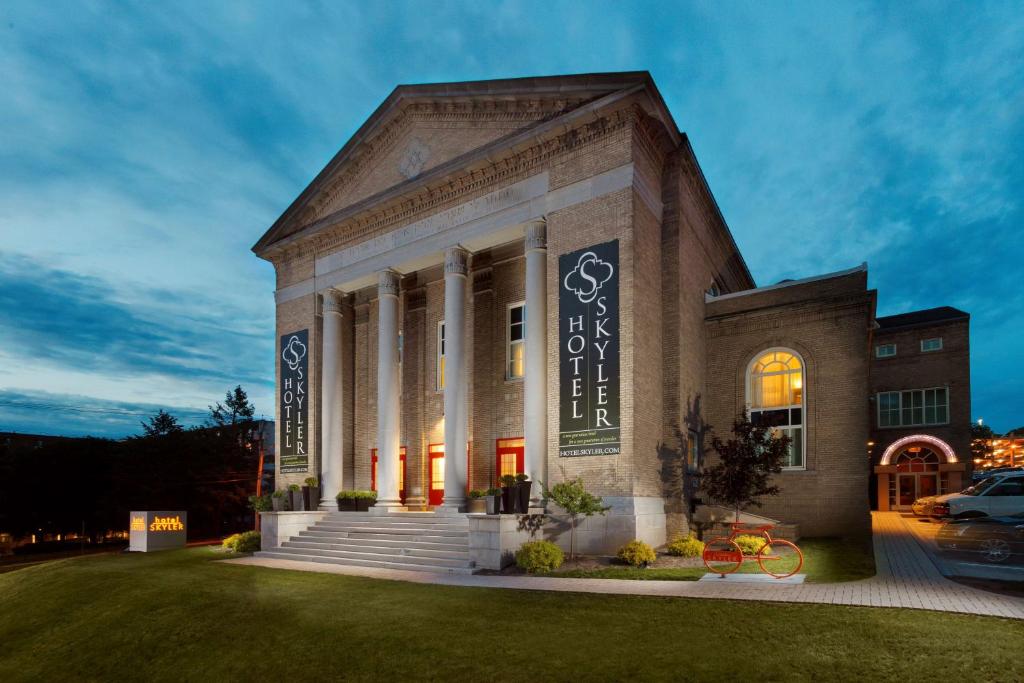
[
  {"left": 259, "top": 545, "right": 473, "bottom": 570},
  {"left": 255, "top": 550, "right": 475, "bottom": 575},
  {"left": 294, "top": 532, "right": 468, "bottom": 551},
  {"left": 282, "top": 540, "right": 469, "bottom": 560},
  {"left": 309, "top": 524, "right": 470, "bottom": 537},
  {"left": 317, "top": 517, "right": 470, "bottom": 528},
  {"left": 301, "top": 531, "right": 470, "bottom": 545}
]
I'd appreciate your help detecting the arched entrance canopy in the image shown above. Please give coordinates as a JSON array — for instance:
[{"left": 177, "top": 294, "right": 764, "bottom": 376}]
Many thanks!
[{"left": 879, "top": 434, "right": 957, "bottom": 465}]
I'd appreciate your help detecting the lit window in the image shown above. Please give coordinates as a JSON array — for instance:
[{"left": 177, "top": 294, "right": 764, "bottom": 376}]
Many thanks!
[
  {"left": 875, "top": 343, "right": 896, "bottom": 358},
  {"left": 508, "top": 302, "right": 525, "bottom": 380},
  {"left": 686, "top": 430, "right": 700, "bottom": 473},
  {"left": 436, "top": 321, "right": 445, "bottom": 390},
  {"left": 921, "top": 337, "right": 943, "bottom": 352},
  {"left": 877, "top": 388, "right": 948, "bottom": 427},
  {"left": 747, "top": 349, "right": 804, "bottom": 468}
]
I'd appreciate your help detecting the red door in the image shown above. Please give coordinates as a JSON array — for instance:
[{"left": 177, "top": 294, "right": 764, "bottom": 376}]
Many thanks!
[
  {"left": 496, "top": 437, "right": 525, "bottom": 485},
  {"left": 428, "top": 444, "right": 445, "bottom": 506},
  {"left": 371, "top": 447, "right": 407, "bottom": 503}
]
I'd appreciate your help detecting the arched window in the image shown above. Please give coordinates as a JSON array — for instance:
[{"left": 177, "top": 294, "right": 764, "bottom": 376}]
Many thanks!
[{"left": 747, "top": 349, "right": 804, "bottom": 468}]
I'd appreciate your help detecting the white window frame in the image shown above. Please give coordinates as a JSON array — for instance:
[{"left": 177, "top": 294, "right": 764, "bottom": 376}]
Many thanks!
[
  {"left": 876, "top": 387, "right": 949, "bottom": 428},
  {"left": 435, "top": 320, "right": 445, "bottom": 391},
  {"left": 745, "top": 347, "right": 806, "bottom": 470},
  {"left": 875, "top": 343, "right": 897, "bottom": 358},
  {"left": 506, "top": 301, "right": 525, "bottom": 381},
  {"left": 921, "top": 337, "right": 943, "bottom": 352}
]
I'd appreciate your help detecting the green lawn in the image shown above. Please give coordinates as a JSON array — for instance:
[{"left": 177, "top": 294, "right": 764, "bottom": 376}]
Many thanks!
[
  {"left": 0, "top": 547, "right": 1020, "bottom": 682},
  {"left": 551, "top": 537, "right": 876, "bottom": 583}
]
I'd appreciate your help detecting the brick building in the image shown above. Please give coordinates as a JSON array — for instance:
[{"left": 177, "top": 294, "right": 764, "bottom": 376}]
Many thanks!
[{"left": 252, "top": 72, "right": 971, "bottom": 550}]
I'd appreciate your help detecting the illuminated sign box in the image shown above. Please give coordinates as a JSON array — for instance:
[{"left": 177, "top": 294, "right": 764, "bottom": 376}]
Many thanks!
[{"left": 128, "top": 511, "right": 187, "bottom": 552}]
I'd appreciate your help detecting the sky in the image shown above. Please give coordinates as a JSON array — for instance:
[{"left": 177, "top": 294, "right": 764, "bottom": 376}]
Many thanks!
[{"left": 1, "top": 1, "right": 1021, "bottom": 437}]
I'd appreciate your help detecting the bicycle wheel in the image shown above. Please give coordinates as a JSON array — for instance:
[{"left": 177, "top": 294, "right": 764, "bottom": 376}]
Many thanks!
[
  {"left": 702, "top": 537, "right": 743, "bottom": 575},
  {"left": 757, "top": 539, "right": 803, "bottom": 578}
]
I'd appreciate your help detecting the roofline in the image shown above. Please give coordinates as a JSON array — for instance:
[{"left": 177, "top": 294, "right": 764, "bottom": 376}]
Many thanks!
[
  {"left": 705, "top": 263, "right": 867, "bottom": 303},
  {"left": 875, "top": 308, "right": 970, "bottom": 333},
  {"left": 252, "top": 72, "right": 671, "bottom": 256}
]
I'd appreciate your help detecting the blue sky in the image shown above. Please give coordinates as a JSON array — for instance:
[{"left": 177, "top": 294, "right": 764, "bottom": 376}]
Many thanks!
[{"left": 1, "top": 1, "right": 1021, "bottom": 437}]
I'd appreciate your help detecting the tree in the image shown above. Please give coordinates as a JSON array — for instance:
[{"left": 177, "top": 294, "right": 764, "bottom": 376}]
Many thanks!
[
  {"left": 700, "top": 414, "right": 790, "bottom": 523},
  {"left": 208, "top": 385, "right": 256, "bottom": 427},
  {"left": 971, "top": 422, "right": 995, "bottom": 466},
  {"left": 541, "top": 477, "right": 609, "bottom": 561},
  {"left": 141, "top": 410, "right": 183, "bottom": 437}
]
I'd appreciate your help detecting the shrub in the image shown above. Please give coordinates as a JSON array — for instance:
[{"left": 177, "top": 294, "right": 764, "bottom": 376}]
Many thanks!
[
  {"left": 248, "top": 494, "right": 271, "bottom": 512},
  {"left": 485, "top": 488, "right": 501, "bottom": 496},
  {"left": 288, "top": 483, "right": 301, "bottom": 492},
  {"left": 304, "top": 477, "right": 318, "bottom": 487},
  {"left": 271, "top": 490, "right": 286, "bottom": 499},
  {"left": 617, "top": 540, "right": 656, "bottom": 567},
  {"left": 500, "top": 474, "right": 517, "bottom": 487},
  {"left": 515, "top": 540, "right": 564, "bottom": 573},
  {"left": 469, "top": 490, "right": 485, "bottom": 499},
  {"left": 221, "top": 533, "right": 241, "bottom": 551},
  {"left": 666, "top": 534, "right": 705, "bottom": 558},
  {"left": 233, "top": 531, "right": 261, "bottom": 553},
  {"left": 336, "top": 490, "right": 378, "bottom": 500},
  {"left": 734, "top": 534, "right": 767, "bottom": 556},
  {"left": 515, "top": 473, "right": 529, "bottom": 483}
]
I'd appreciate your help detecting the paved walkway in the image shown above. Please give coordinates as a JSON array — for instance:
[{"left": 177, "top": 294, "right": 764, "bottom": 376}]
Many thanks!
[{"left": 226, "top": 512, "right": 1024, "bottom": 620}]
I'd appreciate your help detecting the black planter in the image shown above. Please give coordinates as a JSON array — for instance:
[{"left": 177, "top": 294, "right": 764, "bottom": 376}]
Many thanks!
[
  {"left": 288, "top": 490, "right": 304, "bottom": 511},
  {"left": 303, "top": 486, "right": 321, "bottom": 511},
  {"left": 337, "top": 498, "right": 357, "bottom": 512},
  {"left": 485, "top": 495, "right": 500, "bottom": 515},
  {"left": 516, "top": 481, "right": 532, "bottom": 513},
  {"left": 356, "top": 498, "right": 375, "bottom": 512},
  {"left": 501, "top": 487, "right": 515, "bottom": 514}
]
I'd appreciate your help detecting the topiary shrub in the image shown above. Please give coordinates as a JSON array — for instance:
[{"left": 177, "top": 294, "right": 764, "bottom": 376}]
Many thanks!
[
  {"left": 666, "top": 533, "right": 705, "bottom": 558},
  {"left": 222, "top": 531, "right": 261, "bottom": 553},
  {"left": 515, "top": 540, "right": 564, "bottom": 573},
  {"left": 734, "top": 534, "right": 767, "bottom": 556},
  {"left": 617, "top": 540, "right": 657, "bottom": 567}
]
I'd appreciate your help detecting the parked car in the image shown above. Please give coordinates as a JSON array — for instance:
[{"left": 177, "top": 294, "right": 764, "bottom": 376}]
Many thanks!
[
  {"left": 936, "top": 512, "right": 1024, "bottom": 563},
  {"left": 930, "top": 473, "right": 1024, "bottom": 520},
  {"left": 912, "top": 496, "right": 937, "bottom": 516},
  {"left": 972, "top": 466, "right": 1024, "bottom": 483}
]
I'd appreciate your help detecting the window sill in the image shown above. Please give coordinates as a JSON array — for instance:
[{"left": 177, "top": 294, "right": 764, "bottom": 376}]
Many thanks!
[
  {"left": 876, "top": 422, "right": 950, "bottom": 430},
  {"left": 504, "top": 376, "right": 524, "bottom": 384}
]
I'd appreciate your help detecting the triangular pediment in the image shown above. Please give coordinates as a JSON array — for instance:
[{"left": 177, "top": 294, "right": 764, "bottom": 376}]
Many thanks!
[{"left": 254, "top": 73, "right": 663, "bottom": 255}]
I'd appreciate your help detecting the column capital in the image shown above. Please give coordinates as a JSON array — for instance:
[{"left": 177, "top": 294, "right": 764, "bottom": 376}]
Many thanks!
[
  {"left": 525, "top": 218, "right": 547, "bottom": 252},
  {"left": 322, "top": 288, "right": 345, "bottom": 315},
  {"left": 444, "top": 246, "right": 470, "bottom": 277},
  {"left": 378, "top": 270, "right": 401, "bottom": 298}
]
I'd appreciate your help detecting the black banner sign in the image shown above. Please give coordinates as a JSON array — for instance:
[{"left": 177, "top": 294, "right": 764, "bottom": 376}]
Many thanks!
[
  {"left": 279, "top": 329, "right": 309, "bottom": 473},
  {"left": 558, "top": 240, "right": 620, "bottom": 457}
]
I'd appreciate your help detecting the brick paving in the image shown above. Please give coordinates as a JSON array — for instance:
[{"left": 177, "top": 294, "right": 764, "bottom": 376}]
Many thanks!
[{"left": 227, "top": 512, "right": 1024, "bottom": 619}]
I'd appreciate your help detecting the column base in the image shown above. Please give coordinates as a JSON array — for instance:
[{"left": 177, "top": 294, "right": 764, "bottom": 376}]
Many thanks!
[{"left": 318, "top": 497, "right": 338, "bottom": 511}]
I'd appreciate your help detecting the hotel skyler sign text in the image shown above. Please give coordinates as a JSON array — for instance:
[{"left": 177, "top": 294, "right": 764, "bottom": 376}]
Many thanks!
[
  {"left": 558, "top": 240, "right": 621, "bottom": 457},
  {"left": 280, "top": 329, "right": 309, "bottom": 473}
]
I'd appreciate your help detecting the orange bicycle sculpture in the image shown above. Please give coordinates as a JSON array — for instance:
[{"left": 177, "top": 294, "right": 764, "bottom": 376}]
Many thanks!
[{"left": 702, "top": 523, "right": 804, "bottom": 579}]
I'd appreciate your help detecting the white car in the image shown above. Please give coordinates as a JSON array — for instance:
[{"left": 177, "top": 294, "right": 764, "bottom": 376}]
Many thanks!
[{"left": 931, "top": 473, "right": 1024, "bottom": 520}]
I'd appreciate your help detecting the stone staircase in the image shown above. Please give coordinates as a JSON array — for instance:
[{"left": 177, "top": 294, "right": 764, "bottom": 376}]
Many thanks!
[{"left": 255, "top": 511, "right": 475, "bottom": 574}]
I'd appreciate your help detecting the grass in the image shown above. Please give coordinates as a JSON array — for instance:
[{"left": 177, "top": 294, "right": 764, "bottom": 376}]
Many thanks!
[
  {"left": 0, "top": 547, "right": 1020, "bottom": 682},
  {"left": 551, "top": 537, "right": 877, "bottom": 583}
]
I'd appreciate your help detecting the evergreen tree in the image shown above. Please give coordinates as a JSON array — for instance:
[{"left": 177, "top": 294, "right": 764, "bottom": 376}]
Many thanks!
[{"left": 140, "top": 409, "right": 183, "bottom": 437}]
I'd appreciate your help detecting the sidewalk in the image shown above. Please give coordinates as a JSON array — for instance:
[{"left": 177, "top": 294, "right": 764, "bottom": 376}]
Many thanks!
[{"left": 226, "top": 511, "right": 1024, "bottom": 620}]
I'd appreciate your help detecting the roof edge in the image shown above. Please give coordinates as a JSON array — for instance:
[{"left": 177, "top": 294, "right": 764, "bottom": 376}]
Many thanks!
[{"left": 706, "top": 262, "right": 866, "bottom": 303}]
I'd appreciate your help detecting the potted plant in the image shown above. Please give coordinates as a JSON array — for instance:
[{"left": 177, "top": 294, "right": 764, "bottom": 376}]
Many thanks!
[
  {"left": 515, "top": 472, "right": 531, "bottom": 513},
  {"left": 336, "top": 490, "right": 357, "bottom": 512},
  {"left": 302, "top": 477, "right": 320, "bottom": 511},
  {"left": 467, "top": 490, "right": 487, "bottom": 514},
  {"left": 271, "top": 489, "right": 287, "bottom": 512},
  {"left": 288, "top": 483, "right": 303, "bottom": 511},
  {"left": 485, "top": 487, "right": 501, "bottom": 515},
  {"left": 500, "top": 474, "right": 517, "bottom": 514},
  {"left": 248, "top": 494, "right": 271, "bottom": 514},
  {"left": 356, "top": 489, "right": 377, "bottom": 512}
]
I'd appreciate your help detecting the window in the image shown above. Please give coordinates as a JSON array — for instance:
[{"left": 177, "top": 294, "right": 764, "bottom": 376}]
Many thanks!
[
  {"left": 986, "top": 480, "right": 1024, "bottom": 497},
  {"left": 875, "top": 343, "right": 897, "bottom": 358},
  {"left": 877, "top": 388, "right": 948, "bottom": 427},
  {"left": 686, "top": 430, "right": 700, "bottom": 473},
  {"left": 436, "top": 321, "right": 446, "bottom": 390},
  {"left": 921, "top": 337, "right": 943, "bottom": 352},
  {"left": 507, "top": 302, "right": 525, "bottom": 380},
  {"left": 747, "top": 349, "right": 804, "bottom": 469}
]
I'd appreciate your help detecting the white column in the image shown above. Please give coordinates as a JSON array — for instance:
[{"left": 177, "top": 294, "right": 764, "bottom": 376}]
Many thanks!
[
  {"left": 442, "top": 246, "right": 469, "bottom": 510},
  {"left": 319, "top": 289, "right": 345, "bottom": 509},
  {"left": 524, "top": 219, "right": 548, "bottom": 506},
  {"left": 375, "top": 270, "right": 403, "bottom": 509}
]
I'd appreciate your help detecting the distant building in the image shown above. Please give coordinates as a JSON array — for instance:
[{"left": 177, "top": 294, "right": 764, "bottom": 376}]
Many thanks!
[{"left": 252, "top": 72, "right": 973, "bottom": 549}]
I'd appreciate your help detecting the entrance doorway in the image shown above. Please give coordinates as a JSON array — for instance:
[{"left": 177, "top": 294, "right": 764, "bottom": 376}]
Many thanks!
[
  {"left": 428, "top": 443, "right": 445, "bottom": 506},
  {"left": 893, "top": 447, "right": 940, "bottom": 510},
  {"left": 371, "top": 447, "right": 407, "bottom": 503},
  {"left": 496, "top": 437, "right": 525, "bottom": 484}
]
